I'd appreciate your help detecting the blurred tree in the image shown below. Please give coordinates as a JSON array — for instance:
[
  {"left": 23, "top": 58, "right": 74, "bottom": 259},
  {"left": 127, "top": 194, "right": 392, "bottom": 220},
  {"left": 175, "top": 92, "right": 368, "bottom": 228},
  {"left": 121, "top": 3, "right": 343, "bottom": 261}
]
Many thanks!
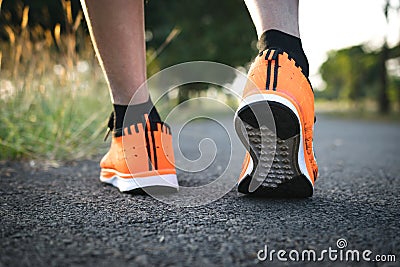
[
  {"left": 145, "top": 0, "right": 256, "bottom": 66},
  {"left": 319, "top": 44, "right": 400, "bottom": 112},
  {"left": 145, "top": 0, "right": 257, "bottom": 102},
  {"left": 379, "top": 0, "right": 391, "bottom": 114},
  {"left": 379, "top": 41, "right": 390, "bottom": 114},
  {"left": 1, "top": 0, "right": 258, "bottom": 103},
  {"left": 320, "top": 0, "right": 400, "bottom": 113},
  {"left": 378, "top": 0, "right": 400, "bottom": 113},
  {"left": 1, "top": 0, "right": 257, "bottom": 65},
  {"left": 319, "top": 46, "right": 379, "bottom": 103}
]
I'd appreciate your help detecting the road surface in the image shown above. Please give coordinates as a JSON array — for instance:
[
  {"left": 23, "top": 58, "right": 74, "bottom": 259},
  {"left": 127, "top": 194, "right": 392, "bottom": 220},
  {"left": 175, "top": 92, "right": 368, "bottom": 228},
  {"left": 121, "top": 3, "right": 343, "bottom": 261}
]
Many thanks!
[{"left": 1, "top": 115, "right": 399, "bottom": 266}]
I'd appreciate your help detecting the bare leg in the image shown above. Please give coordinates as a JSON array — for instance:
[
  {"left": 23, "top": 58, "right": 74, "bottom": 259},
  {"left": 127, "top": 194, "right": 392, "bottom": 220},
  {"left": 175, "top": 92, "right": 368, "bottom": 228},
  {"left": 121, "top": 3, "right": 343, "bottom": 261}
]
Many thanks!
[
  {"left": 244, "top": 0, "right": 308, "bottom": 76},
  {"left": 244, "top": 0, "right": 300, "bottom": 38},
  {"left": 81, "top": 0, "right": 148, "bottom": 105}
]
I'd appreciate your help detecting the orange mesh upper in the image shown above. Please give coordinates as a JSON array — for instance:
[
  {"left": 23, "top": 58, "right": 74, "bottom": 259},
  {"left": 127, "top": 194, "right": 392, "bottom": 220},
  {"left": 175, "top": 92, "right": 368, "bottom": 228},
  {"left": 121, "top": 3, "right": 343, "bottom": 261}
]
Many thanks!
[
  {"left": 241, "top": 50, "right": 318, "bottom": 183},
  {"left": 100, "top": 120, "right": 176, "bottom": 179}
]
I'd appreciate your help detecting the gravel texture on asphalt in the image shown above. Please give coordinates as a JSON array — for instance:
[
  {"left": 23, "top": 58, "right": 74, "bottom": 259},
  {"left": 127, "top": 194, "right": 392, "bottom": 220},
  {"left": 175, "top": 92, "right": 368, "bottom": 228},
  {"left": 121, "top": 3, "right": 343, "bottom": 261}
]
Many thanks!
[{"left": 1, "top": 115, "right": 399, "bottom": 267}]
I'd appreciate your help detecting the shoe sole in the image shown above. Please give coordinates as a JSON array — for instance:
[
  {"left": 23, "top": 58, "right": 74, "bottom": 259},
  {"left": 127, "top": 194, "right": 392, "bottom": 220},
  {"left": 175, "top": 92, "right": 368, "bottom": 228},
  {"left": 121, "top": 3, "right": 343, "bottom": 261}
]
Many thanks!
[
  {"left": 234, "top": 94, "right": 313, "bottom": 198},
  {"left": 100, "top": 172, "right": 179, "bottom": 192}
]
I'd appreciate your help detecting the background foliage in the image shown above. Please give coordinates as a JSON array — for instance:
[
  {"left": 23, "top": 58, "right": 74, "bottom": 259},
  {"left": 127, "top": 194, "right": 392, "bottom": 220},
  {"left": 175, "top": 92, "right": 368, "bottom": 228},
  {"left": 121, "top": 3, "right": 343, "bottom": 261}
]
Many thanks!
[{"left": 0, "top": 0, "right": 399, "bottom": 161}]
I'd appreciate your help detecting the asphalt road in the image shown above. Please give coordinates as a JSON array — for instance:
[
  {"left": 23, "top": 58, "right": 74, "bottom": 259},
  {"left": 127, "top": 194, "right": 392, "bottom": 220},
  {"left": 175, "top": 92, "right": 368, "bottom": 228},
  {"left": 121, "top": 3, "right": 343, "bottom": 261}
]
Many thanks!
[{"left": 1, "top": 115, "right": 399, "bottom": 267}]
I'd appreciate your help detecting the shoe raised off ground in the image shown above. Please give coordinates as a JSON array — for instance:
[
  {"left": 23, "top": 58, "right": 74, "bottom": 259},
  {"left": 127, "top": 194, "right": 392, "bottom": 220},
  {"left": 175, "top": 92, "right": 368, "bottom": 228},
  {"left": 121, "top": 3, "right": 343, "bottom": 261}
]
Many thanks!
[
  {"left": 234, "top": 49, "right": 318, "bottom": 197},
  {"left": 100, "top": 114, "right": 179, "bottom": 192}
]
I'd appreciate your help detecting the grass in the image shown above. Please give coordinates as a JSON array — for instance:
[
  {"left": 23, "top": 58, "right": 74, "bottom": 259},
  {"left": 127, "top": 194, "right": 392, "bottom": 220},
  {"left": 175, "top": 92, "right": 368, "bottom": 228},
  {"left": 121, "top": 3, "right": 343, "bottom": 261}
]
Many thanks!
[
  {"left": 1, "top": 3, "right": 398, "bottom": 162},
  {"left": 0, "top": 70, "right": 110, "bottom": 161},
  {"left": 0, "top": 2, "right": 179, "bottom": 162},
  {"left": 0, "top": 3, "right": 110, "bottom": 161}
]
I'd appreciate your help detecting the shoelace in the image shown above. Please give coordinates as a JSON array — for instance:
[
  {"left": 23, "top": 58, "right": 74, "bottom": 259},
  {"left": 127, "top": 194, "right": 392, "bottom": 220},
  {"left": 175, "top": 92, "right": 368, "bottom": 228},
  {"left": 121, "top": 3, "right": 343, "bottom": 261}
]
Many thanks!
[{"left": 103, "top": 112, "right": 114, "bottom": 141}]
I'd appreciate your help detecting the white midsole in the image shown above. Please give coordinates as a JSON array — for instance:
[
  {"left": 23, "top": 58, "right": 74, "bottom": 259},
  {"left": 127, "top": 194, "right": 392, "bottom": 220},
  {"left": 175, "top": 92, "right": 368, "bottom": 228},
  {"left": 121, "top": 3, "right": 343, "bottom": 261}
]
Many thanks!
[
  {"left": 241, "top": 157, "right": 254, "bottom": 179},
  {"left": 100, "top": 174, "right": 179, "bottom": 192},
  {"left": 235, "top": 93, "right": 313, "bottom": 187}
]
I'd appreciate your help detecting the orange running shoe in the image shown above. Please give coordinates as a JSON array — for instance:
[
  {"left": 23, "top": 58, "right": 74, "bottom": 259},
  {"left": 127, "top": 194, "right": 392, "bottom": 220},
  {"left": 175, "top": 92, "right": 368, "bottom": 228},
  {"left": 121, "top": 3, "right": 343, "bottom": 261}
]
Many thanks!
[
  {"left": 100, "top": 114, "right": 178, "bottom": 192},
  {"left": 234, "top": 49, "right": 318, "bottom": 197}
]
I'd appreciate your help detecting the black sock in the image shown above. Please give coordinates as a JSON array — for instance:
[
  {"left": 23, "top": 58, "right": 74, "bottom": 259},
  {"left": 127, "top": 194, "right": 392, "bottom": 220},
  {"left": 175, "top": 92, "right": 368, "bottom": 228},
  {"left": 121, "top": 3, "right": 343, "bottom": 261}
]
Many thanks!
[
  {"left": 257, "top": 29, "right": 309, "bottom": 77},
  {"left": 112, "top": 98, "right": 161, "bottom": 130}
]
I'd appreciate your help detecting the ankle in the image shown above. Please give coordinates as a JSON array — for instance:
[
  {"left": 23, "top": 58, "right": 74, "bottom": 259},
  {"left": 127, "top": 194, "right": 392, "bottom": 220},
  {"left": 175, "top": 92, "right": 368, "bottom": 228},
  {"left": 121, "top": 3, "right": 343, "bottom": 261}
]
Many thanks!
[
  {"left": 257, "top": 29, "right": 309, "bottom": 77},
  {"left": 112, "top": 97, "right": 161, "bottom": 130}
]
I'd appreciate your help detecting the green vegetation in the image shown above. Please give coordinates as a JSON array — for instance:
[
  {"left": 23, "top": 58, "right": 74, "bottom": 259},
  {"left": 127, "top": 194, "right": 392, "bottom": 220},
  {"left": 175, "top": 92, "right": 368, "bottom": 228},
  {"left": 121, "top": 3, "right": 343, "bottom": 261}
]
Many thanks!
[
  {"left": 0, "top": 0, "right": 258, "bottom": 161},
  {"left": 0, "top": 0, "right": 399, "bottom": 161},
  {"left": 317, "top": 0, "right": 400, "bottom": 115},
  {"left": 0, "top": 2, "right": 110, "bottom": 160},
  {"left": 318, "top": 44, "right": 400, "bottom": 114},
  {"left": 145, "top": 0, "right": 257, "bottom": 103}
]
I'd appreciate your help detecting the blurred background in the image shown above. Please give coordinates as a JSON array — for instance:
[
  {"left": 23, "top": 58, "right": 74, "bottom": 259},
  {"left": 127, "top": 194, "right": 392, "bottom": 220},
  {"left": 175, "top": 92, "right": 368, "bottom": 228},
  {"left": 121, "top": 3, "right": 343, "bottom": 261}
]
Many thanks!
[{"left": 0, "top": 0, "right": 399, "bottom": 161}]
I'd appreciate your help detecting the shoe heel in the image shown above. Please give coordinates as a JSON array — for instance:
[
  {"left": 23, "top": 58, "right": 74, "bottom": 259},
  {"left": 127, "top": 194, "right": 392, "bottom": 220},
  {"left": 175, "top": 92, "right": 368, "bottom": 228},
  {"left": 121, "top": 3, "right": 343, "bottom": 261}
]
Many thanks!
[{"left": 235, "top": 97, "right": 313, "bottom": 197}]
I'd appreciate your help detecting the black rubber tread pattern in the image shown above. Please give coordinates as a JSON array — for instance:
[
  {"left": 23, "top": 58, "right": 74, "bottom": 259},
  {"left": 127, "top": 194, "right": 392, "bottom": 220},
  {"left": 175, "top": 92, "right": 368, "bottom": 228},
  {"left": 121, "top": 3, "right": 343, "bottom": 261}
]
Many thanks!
[{"left": 235, "top": 100, "right": 313, "bottom": 198}]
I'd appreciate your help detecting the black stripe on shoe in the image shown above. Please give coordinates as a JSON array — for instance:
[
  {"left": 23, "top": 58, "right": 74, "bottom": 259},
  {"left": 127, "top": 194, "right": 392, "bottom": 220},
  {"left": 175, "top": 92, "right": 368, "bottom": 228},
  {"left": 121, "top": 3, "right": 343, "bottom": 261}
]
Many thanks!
[
  {"left": 144, "top": 124, "right": 153, "bottom": 171},
  {"left": 150, "top": 128, "right": 158, "bottom": 170}
]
